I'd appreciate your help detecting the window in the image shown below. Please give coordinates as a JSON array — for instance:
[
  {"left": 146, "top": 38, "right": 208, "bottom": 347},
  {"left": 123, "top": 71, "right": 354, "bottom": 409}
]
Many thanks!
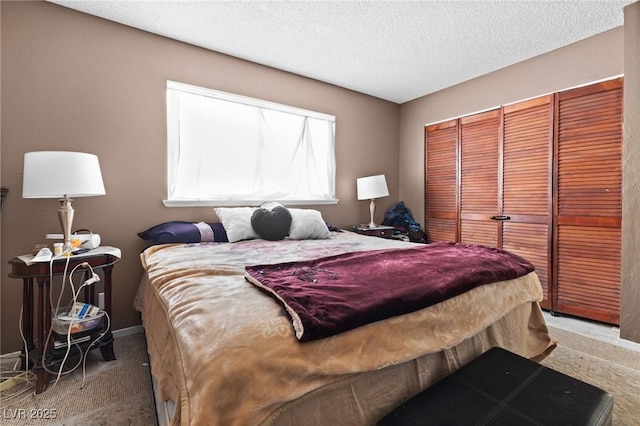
[{"left": 164, "top": 81, "right": 337, "bottom": 206}]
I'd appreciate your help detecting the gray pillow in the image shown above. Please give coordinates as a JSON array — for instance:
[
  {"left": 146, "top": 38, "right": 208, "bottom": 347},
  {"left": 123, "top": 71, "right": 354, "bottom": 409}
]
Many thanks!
[
  {"left": 288, "top": 209, "right": 331, "bottom": 239},
  {"left": 251, "top": 204, "right": 292, "bottom": 241},
  {"left": 215, "top": 207, "right": 259, "bottom": 242}
]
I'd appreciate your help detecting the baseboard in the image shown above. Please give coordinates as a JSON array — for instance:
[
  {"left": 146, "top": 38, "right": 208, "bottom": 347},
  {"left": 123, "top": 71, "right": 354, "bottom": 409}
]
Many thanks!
[
  {"left": 113, "top": 324, "right": 144, "bottom": 338},
  {"left": 543, "top": 311, "right": 640, "bottom": 352},
  {"left": 0, "top": 351, "right": 21, "bottom": 370}
]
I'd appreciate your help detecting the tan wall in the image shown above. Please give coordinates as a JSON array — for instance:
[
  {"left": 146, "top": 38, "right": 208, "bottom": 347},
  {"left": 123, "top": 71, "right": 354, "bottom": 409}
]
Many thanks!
[
  {"left": 399, "top": 23, "right": 640, "bottom": 342},
  {"left": 0, "top": 1, "right": 400, "bottom": 352},
  {"left": 621, "top": 1, "right": 640, "bottom": 343}
]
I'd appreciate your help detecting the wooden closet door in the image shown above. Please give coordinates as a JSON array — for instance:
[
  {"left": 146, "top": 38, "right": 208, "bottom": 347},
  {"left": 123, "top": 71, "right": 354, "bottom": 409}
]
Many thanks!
[
  {"left": 459, "top": 109, "right": 501, "bottom": 246},
  {"left": 554, "top": 79, "right": 622, "bottom": 324},
  {"left": 501, "top": 96, "right": 553, "bottom": 309},
  {"left": 425, "top": 120, "right": 458, "bottom": 242}
]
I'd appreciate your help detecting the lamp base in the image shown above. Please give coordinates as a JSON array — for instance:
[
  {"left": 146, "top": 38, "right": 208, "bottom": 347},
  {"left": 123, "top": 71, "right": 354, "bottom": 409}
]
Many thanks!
[
  {"left": 368, "top": 198, "right": 377, "bottom": 228},
  {"left": 58, "top": 195, "right": 74, "bottom": 253}
]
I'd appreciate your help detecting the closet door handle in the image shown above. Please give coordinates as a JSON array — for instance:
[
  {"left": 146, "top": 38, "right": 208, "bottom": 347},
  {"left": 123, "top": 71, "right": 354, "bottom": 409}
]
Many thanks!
[{"left": 490, "top": 215, "right": 511, "bottom": 221}]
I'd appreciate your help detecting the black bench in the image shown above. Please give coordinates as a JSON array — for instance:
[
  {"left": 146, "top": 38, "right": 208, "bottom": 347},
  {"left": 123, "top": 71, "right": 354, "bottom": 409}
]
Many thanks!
[{"left": 379, "top": 346, "right": 613, "bottom": 425}]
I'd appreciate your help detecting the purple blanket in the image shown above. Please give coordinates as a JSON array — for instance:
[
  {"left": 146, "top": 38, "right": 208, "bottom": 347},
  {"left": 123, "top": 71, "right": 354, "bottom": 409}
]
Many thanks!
[{"left": 244, "top": 242, "right": 535, "bottom": 342}]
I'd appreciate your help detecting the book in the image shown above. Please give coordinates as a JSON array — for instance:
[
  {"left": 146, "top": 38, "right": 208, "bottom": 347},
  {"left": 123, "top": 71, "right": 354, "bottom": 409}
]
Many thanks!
[{"left": 53, "top": 335, "right": 92, "bottom": 349}]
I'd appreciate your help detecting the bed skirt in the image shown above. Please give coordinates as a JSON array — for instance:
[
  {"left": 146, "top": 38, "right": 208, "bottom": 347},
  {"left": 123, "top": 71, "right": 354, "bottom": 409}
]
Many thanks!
[{"left": 135, "top": 275, "right": 554, "bottom": 426}]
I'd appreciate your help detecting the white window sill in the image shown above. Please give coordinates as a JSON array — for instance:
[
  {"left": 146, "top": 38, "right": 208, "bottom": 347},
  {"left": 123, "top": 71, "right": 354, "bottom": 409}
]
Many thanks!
[{"left": 162, "top": 199, "right": 339, "bottom": 207}]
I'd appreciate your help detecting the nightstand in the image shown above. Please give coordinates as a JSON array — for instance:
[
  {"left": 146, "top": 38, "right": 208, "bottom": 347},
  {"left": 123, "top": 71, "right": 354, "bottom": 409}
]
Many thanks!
[
  {"left": 8, "top": 247, "right": 120, "bottom": 393},
  {"left": 352, "top": 225, "right": 396, "bottom": 238}
]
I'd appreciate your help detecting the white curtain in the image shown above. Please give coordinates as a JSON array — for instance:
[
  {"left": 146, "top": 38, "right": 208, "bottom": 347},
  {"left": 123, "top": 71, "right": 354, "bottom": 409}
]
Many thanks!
[{"left": 167, "top": 84, "right": 335, "bottom": 203}]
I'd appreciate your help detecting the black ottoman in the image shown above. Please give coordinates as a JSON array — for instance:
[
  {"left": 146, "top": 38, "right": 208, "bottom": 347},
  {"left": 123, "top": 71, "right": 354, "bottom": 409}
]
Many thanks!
[{"left": 379, "top": 346, "right": 613, "bottom": 426}]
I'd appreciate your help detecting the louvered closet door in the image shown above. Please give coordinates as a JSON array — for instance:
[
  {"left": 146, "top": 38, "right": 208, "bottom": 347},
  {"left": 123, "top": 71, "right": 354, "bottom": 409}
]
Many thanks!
[
  {"left": 460, "top": 109, "right": 501, "bottom": 246},
  {"left": 425, "top": 120, "right": 458, "bottom": 242},
  {"left": 554, "top": 79, "right": 622, "bottom": 324},
  {"left": 501, "top": 96, "right": 553, "bottom": 309}
]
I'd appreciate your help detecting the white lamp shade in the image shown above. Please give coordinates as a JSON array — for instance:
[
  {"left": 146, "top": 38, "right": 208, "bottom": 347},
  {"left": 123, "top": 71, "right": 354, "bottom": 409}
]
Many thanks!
[
  {"left": 356, "top": 174, "right": 389, "bottom": 200},
  {"left": 23, "top": 151, "right": 106, "bottom": 198}
]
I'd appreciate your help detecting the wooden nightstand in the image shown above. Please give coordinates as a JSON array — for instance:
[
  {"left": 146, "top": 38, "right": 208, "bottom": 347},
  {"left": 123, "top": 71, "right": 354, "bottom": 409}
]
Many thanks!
[
  {"left": 8, "top": 247, "right": 120, "bottom": 393},
  {"left": 352, "top": 225, "right": 396, "bottom": 238}
]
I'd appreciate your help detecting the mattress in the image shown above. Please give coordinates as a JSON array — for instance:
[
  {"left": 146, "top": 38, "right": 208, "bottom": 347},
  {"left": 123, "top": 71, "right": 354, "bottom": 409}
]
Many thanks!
[{"left": 135, "top": 231, "right": 555, "bottom": 425}]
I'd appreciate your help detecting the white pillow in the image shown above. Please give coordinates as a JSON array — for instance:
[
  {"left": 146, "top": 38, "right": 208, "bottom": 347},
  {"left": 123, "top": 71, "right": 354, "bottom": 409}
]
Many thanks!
[
  {"left": 288, "top": 209, "right": 331, "bottom": 240},
  {"left": 214, "top": 207, "right": 259, "bottom": 243}
]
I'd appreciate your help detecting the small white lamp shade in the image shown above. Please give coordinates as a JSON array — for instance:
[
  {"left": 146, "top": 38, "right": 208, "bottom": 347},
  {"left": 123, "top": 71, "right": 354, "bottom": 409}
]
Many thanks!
[
  {"left": 356, "top": 174, "right": 389, "bottom": 228},
  {"left": 357, "top": 174, "right": 389, "bottom": 200},
  {"left": 23, "top": 151, "right": 105, "bottom": 253},
  {"left": 23, "top": 151, "right": 105, "bottom": 198}
]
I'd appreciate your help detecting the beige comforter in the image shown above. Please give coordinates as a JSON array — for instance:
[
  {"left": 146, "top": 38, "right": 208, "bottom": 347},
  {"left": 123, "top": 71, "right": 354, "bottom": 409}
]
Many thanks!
[{"left": 138, "top": 232, "right": 554, "bottom": 425}]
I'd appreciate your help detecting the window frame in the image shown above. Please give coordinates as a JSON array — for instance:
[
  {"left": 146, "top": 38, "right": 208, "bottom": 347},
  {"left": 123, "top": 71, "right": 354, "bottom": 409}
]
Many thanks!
[{"left": 163, "top": 81, "right": 338, "bottom": 207}]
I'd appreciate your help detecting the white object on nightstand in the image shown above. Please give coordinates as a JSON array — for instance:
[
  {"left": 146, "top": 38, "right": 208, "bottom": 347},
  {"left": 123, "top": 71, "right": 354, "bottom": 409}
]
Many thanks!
[{"left": 32, "top": 247, "right": 53, "bottom": 262}]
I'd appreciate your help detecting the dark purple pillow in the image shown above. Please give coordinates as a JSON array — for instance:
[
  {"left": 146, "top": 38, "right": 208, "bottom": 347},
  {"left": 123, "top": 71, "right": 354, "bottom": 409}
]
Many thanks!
[{"left": 138, "top": 221, "right": 228, "bottom": 244}]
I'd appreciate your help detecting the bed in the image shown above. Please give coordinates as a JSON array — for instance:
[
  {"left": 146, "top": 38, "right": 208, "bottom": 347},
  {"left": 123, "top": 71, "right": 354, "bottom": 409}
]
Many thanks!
[{"left": 135, "top": 229, "right": 555, "bottom": 426}]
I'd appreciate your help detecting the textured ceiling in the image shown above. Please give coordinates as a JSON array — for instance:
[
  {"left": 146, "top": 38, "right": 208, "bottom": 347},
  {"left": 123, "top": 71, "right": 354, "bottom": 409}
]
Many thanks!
[{"left": 50, "top": 0, "right": 634, "bottom": 104}]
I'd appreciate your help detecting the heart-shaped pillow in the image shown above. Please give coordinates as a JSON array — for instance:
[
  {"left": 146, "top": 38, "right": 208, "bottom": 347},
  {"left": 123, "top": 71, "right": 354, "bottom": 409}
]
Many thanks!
[{"left": 251, "top": 204, "right": 292, "bottom": 241}]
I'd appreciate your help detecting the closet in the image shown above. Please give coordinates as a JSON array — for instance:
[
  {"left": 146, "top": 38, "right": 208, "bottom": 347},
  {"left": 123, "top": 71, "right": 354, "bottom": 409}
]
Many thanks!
[{"left": 425, "top": 78, "right": 622, "bottom": 323}]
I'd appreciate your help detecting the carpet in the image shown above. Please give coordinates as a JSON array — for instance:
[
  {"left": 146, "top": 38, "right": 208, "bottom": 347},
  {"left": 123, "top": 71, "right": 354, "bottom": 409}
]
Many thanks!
[
  {"left": 1, "top": 327, "right": 638, "bottom": 425},
  {"left": 0, "top": 333, "right": 157, "bottom": 426},
  {"left": 542, "top": 326, "right": 640, "bottom": 426}
]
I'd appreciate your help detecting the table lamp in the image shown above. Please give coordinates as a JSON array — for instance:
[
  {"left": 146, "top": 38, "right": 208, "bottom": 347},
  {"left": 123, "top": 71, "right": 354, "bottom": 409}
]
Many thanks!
[
  {"left": 356, "top": 174, "right": 389, "bottom": 228},
  {"left": 23, "top": 151, "right": 106, "bottom": 253}
]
